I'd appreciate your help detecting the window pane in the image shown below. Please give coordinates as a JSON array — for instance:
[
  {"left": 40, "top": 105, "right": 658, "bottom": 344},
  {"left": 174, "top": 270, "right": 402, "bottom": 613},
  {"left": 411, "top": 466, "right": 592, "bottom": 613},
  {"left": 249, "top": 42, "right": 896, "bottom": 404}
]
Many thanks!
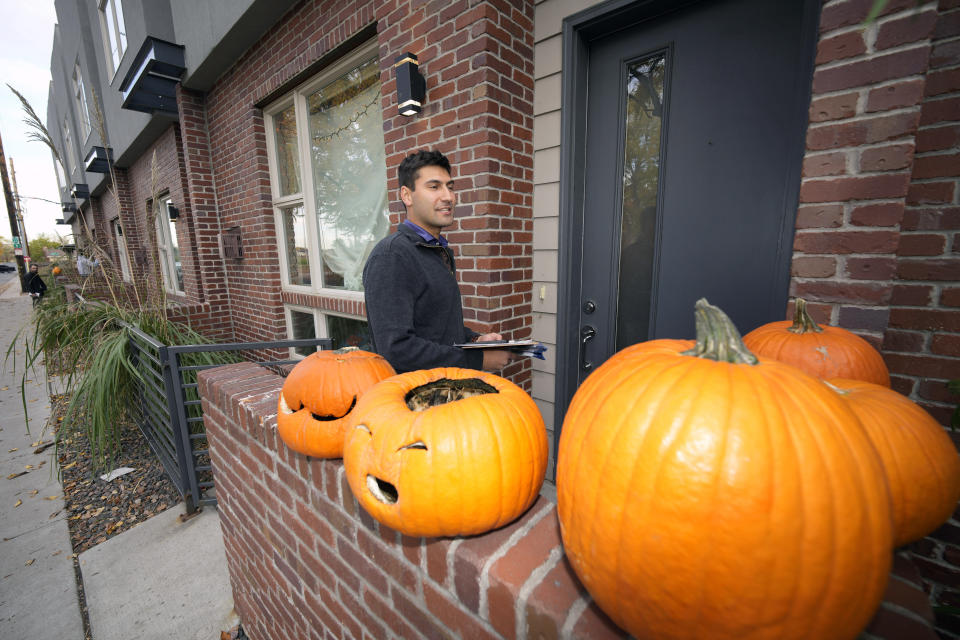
[
  {"left": 281, "top": 204, "right": 311, "bottom": 286},
  {"left": 616, "top": 53, "right": 666, "bottom": 351},
  {"left": 290, "top": 310, "right": 317, "bottom": 357},
  {"left": 167, "top": 217, "right": 183, "bottom": 292},
  {"left": 325, "top": 315, "right": 373, "bottom": 351},
  {"left": 273, "top": 105, "right": 300, "bottom": 196},
  {"left": 307, "top": 57, "right": 390, "bottom": 291}
]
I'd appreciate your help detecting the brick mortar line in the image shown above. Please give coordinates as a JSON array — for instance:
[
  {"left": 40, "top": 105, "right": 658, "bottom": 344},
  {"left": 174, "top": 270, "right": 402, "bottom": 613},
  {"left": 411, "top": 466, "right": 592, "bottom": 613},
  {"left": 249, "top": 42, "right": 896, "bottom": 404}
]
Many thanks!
[
  {"left": 806, "top": 104, "right": 923, "bottom": 126},
  {"left": 515, "top": 544, "right": 565, "bottom": 640},
  {"left": 477, "top": 502, "right": 552, "bottom": 620},
  {"left": 560, "top": 591, "right": 592, "bottom": 638},
  {"left": 814, "top": 41, "right": 932, "bottom": 73}
]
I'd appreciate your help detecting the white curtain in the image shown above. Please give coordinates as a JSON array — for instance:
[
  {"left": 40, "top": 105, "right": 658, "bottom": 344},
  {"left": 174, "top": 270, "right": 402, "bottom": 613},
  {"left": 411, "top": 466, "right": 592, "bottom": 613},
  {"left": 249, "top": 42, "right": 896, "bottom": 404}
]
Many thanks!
[{"left": 309, "top": 71, "right": 390, "bottom": 291}]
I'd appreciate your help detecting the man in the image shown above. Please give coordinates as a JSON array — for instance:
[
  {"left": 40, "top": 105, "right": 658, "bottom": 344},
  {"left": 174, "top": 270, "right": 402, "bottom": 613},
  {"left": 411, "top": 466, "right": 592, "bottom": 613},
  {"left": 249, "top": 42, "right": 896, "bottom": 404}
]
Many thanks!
[
  {"left": 76, "top": 251, "right": 100, "bottom": 277},
  {"left": 24, "top": 264, "right": 47, "bottom": 307},
  {"left": 363, "top": 150, "right": 511, "bottom": 373}
]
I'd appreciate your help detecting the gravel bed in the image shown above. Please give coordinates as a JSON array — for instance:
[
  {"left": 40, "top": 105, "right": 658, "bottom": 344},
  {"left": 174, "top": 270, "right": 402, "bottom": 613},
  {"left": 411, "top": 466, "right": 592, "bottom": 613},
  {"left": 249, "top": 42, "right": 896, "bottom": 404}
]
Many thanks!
[{"left": 52, "top": 396, "right": 182, "bottom": 554}]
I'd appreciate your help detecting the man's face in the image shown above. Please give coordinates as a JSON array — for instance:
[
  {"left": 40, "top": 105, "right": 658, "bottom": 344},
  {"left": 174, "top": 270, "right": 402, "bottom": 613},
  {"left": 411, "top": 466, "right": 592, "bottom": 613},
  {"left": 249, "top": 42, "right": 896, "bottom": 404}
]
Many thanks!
[
  {"left": 400, "top": 165, "right": 455, "bottom": 237},
  {"left": 29, "top": 265, "right": 38, "bottom": 273}
]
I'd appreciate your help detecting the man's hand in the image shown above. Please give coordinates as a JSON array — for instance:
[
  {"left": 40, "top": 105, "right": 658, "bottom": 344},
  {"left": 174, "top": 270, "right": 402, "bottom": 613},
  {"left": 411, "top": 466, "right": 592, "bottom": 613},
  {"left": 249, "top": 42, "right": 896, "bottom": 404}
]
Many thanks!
[
  {"left": 475, "top": 332, "right": 503, "bottom": 343},
  {"left": 482, "top": 349, "right": 511, "bottom": 371}
]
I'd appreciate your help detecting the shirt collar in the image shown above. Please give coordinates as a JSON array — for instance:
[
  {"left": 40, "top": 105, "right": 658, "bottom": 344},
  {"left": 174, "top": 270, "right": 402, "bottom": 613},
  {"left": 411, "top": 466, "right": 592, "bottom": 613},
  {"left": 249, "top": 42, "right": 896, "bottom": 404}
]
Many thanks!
[{"left": 403, "top": 219, "right": 448, "bottom": 247}]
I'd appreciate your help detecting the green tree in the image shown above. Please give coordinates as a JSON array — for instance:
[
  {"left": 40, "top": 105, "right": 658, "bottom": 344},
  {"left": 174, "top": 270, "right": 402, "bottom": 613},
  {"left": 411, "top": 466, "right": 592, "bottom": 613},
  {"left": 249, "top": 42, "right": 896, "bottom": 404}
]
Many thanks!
[
  {"left": 0, "top": 236, "right": 13, "bottom": 262},
  {"left": 27, "top": 233, "right": 63, "bottom": 261}
]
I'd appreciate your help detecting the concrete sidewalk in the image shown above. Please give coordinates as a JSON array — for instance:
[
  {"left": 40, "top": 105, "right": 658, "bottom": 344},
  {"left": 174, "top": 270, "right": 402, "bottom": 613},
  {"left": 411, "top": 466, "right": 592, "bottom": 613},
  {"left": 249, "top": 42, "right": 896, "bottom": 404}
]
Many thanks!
[
  {"left": 0, "top": 280, "right": 238, "bottom": 639},
  {"left": 0, "top": 288, "right": 85, "bottom": 639}
]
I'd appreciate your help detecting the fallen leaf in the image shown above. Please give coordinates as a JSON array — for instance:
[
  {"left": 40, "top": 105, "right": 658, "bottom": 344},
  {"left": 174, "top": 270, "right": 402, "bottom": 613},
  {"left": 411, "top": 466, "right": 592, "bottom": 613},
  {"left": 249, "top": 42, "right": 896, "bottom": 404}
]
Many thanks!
[
  {"left": 6, "top": 472, "right": 27, "bottom": 479},
  {"left": 14, "top": 500, "right": 22, "bottom": 507},
  {"left": 7, "top": 448, "right": 17, "bottom": 453},
  {"left": 24, "top": 465, "right": 33, "bottom": 470},
  {"left": 62, "top": 462, "right": 76, "bottom": 470},
  {"left": 49, "top": 511, "right": 60, "bottom": 519},
  {"left": 44, "top": 496, "right": 59, "bottom": 501},
  {"left": 29, "top": 490, "right": 38, "bottom": 496},
  {"left": 51, "top": 550, "right": 62, "bottom": 556},
  {"left": 24, "top": 559, "right": 34, "bottom": 566}
]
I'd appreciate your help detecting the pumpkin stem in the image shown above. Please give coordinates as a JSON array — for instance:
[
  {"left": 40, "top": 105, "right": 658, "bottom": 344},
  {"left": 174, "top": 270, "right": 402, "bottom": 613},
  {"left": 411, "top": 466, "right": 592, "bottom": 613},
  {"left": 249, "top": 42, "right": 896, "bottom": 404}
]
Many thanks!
[
  {"left": 787, "top": 298, "right": 823, "bottom": 334},
  {"left": 681, "top": 298, "right": 759, "bottom": 365}
]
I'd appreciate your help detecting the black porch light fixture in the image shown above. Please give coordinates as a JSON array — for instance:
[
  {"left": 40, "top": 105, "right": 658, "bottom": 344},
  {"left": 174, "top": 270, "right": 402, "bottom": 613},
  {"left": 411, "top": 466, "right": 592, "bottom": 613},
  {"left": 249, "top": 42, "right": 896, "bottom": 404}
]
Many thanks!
[{"left": 394, "top": 52, "right": 425, "bottom": 116}]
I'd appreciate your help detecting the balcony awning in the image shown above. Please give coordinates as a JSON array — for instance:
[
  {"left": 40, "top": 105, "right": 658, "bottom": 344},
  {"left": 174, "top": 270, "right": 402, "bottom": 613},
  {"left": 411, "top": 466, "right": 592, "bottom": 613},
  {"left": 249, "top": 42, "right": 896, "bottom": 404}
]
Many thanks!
[
  {"left": 119, "top": 37, "right": 186, "bottom": 115},
  {"left": 84, "top": 146, "right": 113, "bottom": 173},
  {"left": 70, "top": 184, "right": 90, "bottom": 200}
]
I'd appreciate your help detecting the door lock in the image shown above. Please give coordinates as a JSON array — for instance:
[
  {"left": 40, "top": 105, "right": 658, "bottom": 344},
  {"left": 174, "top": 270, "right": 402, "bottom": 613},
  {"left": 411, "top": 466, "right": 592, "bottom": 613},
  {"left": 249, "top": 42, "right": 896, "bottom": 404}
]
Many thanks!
[
  {"left": 583, "top": 300, "right": 596, "bottom": 314},
  {"left": 580, "top": 325, "right": 597, "bottom": 370}
]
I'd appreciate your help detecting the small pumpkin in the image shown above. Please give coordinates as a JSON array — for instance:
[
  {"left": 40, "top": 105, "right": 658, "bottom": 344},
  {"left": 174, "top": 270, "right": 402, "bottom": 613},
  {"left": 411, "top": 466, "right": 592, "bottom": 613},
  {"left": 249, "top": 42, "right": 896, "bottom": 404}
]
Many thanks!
[
  {"left": 277, "top": 347, "right": 394, "bottom": 458},
  {"left": 827, "top": 378, "right": 960, "bottom": 547},
  {"left": 51, "top": 265, "right": 62, "bottom": 275},
  {"left": 343, "top": 367, "right": 548, "bottom": 537},
  {"left": 557, "top": 299, "right": 892, "bottom": 640},
  {"left": 742, "top": 298, "right": 890, "bottom": 386}
]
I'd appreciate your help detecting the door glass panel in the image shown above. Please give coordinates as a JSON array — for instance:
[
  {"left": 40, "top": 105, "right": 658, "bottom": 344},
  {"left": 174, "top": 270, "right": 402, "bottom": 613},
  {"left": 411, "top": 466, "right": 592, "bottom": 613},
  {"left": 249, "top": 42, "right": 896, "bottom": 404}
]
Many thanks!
[
  {"left": 289, "top": 309, "right": 317, "bottom": 357},
  {"left": 616, "top": 52, "right": 666, "bottom": 350},
  {"left": 281, "top": 204, "right": 311, "bottom": 286},
  {"left": 273, "top": 105, "right": 301, "bottom": 196},
  {"left": 325, "top": 314, "right": 374, "bottom": 351}
]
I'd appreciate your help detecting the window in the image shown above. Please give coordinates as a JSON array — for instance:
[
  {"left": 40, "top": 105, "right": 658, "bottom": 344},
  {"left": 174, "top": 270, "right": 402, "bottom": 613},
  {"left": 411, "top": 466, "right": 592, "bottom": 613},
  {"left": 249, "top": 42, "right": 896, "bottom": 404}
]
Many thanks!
[
  {"left": 51, "top": 153, "right": 67, "bottom": 194},
  {"left": 73, "top": 61, "right": 91, "bottom": 139},
  {"left": 284, "top": 306, "right": 375, "bottom": 358},
  {"left": 62, "top": 118, "right": 77, "bottom": 176},
  {"left": 111, "top": 219, "right": 131, "bottom": 282},
  {"left": 155, "top": 196, "right": 183, "bottom": 294},
  {"left": 265, "top": 41, "right": 389, "bottom": 347},
  {"left": 99, "top": 0, "right": 127, "bottom": 76}
]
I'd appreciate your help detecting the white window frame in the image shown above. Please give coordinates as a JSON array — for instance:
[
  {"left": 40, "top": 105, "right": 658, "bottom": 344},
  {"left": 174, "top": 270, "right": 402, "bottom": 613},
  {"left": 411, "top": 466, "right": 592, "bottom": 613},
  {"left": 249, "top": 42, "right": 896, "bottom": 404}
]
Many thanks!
[
  {"left": 98, "top": 0, "right": 127, "bottom": 78},
  {"left": 73, "top": 60, "right": 91, "bottom": 139},
  {"left": 155, "top": 195, "right": 183, "bottom": 294},
  {"left": 284, "top": 305, "right": 369, "bottom": 360},
  {"left": 62, "top": 118, "right": 77, "bottom": 177},
  {"left": 111, "top": 218, "right": 132, "bottom": 282},
  {"left": 264, "top": 39, "right": 379, "bottom": 307}
]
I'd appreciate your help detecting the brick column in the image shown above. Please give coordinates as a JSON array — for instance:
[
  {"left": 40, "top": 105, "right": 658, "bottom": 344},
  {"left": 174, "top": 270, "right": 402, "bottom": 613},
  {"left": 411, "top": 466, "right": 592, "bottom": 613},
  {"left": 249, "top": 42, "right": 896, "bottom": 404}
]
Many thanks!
[
  {"left": 377, "top": 0, "right": 537, "bottom": 390},
  {"left": 176, "top": 85, "right": 234, "bottom": 341},
  {"left": 791, "top": 0, "right": 937, "bottom": 346}
]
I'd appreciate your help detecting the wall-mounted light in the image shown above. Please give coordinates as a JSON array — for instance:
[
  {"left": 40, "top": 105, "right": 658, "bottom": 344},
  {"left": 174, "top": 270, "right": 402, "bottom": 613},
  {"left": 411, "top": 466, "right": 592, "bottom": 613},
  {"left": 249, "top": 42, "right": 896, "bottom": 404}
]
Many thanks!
[
  {"left": 167, "top": 202, "right": 180, "bottom": 220},
  {"left": 394, "top": 52, "right": 426, "bottom": 117}
]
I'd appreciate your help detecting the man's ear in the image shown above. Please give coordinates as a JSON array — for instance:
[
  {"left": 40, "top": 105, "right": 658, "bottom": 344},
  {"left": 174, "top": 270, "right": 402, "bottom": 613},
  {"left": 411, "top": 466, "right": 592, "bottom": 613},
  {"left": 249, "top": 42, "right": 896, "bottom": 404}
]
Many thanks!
[{"left": 399, "top": 185, "right": 413, "bottom": 208}]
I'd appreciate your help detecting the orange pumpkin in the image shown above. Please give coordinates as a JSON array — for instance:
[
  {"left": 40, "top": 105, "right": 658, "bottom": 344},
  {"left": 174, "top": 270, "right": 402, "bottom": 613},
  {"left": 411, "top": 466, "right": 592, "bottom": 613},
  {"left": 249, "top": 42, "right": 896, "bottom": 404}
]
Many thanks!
[
  {"left": 556, "top": 299, "right": 892, "bottom": 640},
  {"left": 277, "top": 347, "right": 394, "bottom": 458},
  {"left": 51, "top": 266, "right": 62, "bottom": 275},
  {"left": 343, "top": 367, "right": 547, "bottom": 537},
  {"left": 742, "top": 298, "right": 890, "bottom": 386},
  {"left": 827, "top": 378, "right": 960, "bottom": 547}
]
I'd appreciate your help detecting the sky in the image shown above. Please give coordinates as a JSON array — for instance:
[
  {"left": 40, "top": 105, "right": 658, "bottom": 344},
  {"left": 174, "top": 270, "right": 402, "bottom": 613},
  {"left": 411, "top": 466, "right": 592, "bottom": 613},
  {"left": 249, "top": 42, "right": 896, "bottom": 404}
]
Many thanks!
[{"left": 0, "top": 1, "right": 64, "bottom": 245}]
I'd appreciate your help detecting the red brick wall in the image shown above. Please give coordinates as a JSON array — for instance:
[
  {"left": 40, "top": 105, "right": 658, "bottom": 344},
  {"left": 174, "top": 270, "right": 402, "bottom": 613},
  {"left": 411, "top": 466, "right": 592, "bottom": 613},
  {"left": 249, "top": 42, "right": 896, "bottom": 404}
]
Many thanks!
[
  {"left": 197, "top": 0, "right": 535, "bottom": 388},
  {"left": 199, "top": 361, "right": 939, "bottom": 640},
  {"left": 793, "top": 0, "right": 959, "bottom": 422}
]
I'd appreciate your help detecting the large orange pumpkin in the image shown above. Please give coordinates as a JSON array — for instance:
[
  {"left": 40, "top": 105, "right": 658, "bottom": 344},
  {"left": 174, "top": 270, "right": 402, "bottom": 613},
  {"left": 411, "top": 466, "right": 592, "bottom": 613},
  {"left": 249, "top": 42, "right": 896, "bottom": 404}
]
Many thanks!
[
  {"left": 51, "top": 265, "right": 62, "bottom": 275},
  {"left": 277, "top": 347, "right": 394, "bottom": 458},
  {"left": 742, "top": 297, "right": 890, "bottom": 386},
  {"left": 343, "top": 367, "right": 547, "bottom": 537},
  {"left": 556, "top": 299, "right": 893, "bottom": 640},
  {"left": 827, "top": 378, "right": 960, "bottom": 547}
]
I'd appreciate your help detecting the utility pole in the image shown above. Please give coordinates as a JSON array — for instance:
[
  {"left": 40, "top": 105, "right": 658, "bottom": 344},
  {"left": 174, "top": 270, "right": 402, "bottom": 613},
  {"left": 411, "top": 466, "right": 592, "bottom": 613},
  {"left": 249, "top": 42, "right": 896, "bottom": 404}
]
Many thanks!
[
  {"left": 0, "top": 129, "right": 26, "bottom": 291},
  {"left": 9, "top": 158, "right": 30, "bottom": 261}
]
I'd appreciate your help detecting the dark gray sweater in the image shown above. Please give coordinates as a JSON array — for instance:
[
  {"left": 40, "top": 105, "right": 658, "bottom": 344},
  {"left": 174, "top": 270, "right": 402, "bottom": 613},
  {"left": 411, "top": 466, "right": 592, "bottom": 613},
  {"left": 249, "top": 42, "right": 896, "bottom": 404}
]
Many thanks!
[{"left": 362, "top": 224, "right": 482, "bottom": 373}]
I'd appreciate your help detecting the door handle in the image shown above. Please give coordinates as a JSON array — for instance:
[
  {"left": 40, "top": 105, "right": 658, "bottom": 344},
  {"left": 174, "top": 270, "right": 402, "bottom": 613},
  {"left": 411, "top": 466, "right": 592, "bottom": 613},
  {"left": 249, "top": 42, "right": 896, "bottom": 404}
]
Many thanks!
[{"left": 580, "top": 325, "right": 597, "bottom": 370}]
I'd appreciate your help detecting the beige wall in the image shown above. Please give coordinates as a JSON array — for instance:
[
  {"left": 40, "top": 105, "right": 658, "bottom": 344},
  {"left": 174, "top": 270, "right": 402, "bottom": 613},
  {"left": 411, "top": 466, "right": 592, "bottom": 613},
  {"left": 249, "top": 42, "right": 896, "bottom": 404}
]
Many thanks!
[{"left": 531, "top": 0, "right": 604, "bottom": 466}]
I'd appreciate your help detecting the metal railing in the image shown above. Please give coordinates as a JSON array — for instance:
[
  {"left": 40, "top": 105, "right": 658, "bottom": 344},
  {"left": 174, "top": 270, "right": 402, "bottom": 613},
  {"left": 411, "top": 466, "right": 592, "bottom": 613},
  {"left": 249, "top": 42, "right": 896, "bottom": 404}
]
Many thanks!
[{"left": 125, "top": 323, "right": 332, "bottom": 514}]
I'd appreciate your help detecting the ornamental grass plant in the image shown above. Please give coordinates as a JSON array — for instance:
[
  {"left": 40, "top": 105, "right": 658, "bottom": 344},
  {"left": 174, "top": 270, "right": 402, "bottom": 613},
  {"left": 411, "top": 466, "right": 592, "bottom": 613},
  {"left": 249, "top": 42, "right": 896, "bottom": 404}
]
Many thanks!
[{"left": 6, "top": 85, "right": 236, "bottom": 474}]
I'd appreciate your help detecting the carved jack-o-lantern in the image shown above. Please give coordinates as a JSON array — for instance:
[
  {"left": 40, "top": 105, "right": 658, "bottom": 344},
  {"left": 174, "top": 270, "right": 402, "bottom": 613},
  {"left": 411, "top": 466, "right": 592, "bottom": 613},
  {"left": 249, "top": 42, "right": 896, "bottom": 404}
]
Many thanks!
[
  {"left": 277, "top": 347, "right": 395, "bottom": 458},
  {"left": 343, "top": 367, "right": 548, "bottom": 537}
]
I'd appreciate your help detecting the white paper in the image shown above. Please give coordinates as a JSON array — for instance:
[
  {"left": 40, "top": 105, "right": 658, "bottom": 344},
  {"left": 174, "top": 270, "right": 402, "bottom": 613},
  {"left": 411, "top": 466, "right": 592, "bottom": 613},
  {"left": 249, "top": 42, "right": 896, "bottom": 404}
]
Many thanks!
[{"left": 99, "top": 467, "right": 135, "bottom": 482}]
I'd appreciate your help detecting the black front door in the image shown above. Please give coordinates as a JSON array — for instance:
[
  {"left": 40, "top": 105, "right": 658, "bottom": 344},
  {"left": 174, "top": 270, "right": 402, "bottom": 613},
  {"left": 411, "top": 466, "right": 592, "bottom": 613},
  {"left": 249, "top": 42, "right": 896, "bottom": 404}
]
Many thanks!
[{"left": 558, "top": 0, "right": 819, "bottom": 393}]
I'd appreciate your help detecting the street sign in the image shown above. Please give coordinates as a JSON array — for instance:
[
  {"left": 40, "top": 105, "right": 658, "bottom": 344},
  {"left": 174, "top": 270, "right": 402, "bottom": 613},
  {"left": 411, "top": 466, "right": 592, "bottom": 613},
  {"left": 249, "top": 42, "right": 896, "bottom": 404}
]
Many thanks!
[
  {"left": 12, "top": 236, "right": 21, "bottom": 248},
  {"left": 14, "top": 248, "right": 22, "bottom": 256}
]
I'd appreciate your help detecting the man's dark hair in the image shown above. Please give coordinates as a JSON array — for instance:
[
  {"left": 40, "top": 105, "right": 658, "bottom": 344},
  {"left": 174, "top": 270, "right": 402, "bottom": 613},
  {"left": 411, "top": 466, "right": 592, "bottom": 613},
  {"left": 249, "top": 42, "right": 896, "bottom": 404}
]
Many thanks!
[{"left": 398, "top": 150, "right": 451, "bottom": 191}]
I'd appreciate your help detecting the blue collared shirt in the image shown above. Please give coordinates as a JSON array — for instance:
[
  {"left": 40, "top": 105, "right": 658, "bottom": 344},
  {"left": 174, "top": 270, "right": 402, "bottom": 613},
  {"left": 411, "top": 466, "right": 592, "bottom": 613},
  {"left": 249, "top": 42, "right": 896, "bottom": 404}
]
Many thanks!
[{"left": 402, "top": 219, "right": 448, "bottom": 247}]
